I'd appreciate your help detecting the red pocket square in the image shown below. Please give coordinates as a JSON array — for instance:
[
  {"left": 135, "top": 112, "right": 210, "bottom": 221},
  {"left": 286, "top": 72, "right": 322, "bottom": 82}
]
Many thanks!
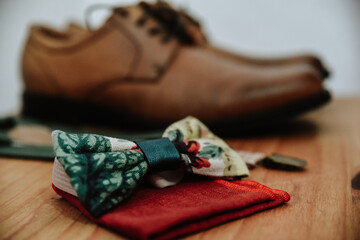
[{"left": 53, "top": 178, "right": 290, "bottom": 240}]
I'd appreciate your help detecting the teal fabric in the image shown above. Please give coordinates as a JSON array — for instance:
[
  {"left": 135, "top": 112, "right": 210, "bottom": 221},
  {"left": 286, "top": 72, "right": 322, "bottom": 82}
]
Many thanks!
[{"left": 136, "top": 138, "right": 181, "bottom": 171}]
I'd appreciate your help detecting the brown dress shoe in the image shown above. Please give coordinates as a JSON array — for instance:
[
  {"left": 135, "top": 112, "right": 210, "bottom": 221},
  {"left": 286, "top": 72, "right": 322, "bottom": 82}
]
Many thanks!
[
  {"left": 21, "top": 3, "right": 330, "bottom": 132},
  {"left": 66, "top": 20, "right": 329, "bottom": 80}
]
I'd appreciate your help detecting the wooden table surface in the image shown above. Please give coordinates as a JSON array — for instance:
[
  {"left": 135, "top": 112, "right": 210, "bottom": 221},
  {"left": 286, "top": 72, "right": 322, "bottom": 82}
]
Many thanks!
[{"left": 0, "top": 98, "right": 359, "bottom": 240}]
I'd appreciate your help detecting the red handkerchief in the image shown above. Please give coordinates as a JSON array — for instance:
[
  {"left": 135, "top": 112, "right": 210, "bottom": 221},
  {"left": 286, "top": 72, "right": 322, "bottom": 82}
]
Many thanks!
[{"left": 52, "top": 177, "right": 290, "bottom": 240}]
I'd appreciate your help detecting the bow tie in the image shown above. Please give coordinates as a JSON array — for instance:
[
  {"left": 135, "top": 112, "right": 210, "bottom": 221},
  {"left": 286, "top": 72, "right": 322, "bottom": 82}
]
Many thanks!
[{"left": 52, "top": 116, "right": 249, "bottom": 217}]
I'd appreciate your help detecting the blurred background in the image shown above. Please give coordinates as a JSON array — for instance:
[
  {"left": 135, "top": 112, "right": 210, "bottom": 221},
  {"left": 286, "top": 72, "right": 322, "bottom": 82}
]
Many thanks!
[{"left": 1, "top": 0, "right": 360, "bottom": 116}]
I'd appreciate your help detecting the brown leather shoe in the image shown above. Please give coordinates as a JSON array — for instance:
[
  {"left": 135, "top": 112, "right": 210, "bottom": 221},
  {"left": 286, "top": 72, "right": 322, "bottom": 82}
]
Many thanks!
[
  {"left": 66, "top": 20, "right": 330, "bottom": 80},
  {"left": 21, "top": 2, "right": 330, "bottom": 132}
]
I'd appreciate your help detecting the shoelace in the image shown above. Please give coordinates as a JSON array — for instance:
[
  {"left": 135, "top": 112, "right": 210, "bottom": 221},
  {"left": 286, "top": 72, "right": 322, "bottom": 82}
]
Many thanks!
[
  {"left": 114, "top": 1, "right": 197, "bottom": 45},
  {"left": 139, "top": 1, "right": 202, "bottom": 28}
]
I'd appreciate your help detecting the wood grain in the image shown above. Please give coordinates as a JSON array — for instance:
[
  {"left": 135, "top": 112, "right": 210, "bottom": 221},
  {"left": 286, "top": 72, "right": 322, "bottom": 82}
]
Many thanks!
[{"left": 0, "top": 98, "right": 359, "bottom": 240}]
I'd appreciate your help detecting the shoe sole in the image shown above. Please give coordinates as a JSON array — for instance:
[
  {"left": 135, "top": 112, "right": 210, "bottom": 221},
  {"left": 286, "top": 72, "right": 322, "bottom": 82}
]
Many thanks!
[
  {"left": 22, "top": 90, "right": 331, "bottom": 134},
  {"left": 207, "top": 90, "right": 331, "bottom": 135}
]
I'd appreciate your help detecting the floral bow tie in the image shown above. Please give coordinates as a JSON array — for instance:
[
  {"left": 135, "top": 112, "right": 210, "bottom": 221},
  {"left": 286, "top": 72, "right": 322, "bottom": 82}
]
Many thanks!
[{"left": 52, "top": 116, "right": 249, "bottom": 217}]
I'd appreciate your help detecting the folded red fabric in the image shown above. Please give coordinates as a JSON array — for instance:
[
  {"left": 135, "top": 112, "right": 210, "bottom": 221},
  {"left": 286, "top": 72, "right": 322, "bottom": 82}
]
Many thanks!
[{"left": 52, "top": 178, "right": 290, "bottom": 240}]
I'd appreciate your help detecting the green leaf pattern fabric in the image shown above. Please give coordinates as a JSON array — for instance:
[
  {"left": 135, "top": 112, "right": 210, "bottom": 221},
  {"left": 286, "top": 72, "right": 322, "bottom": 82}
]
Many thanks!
[{"left": 52, "top": 130, "right": 148, "bottom": 217}]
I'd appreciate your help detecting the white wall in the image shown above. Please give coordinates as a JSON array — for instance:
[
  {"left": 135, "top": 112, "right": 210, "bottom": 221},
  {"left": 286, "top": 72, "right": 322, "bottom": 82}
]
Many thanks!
[{"left": 1, "top": 0, "right": 359, "bottom": 116}]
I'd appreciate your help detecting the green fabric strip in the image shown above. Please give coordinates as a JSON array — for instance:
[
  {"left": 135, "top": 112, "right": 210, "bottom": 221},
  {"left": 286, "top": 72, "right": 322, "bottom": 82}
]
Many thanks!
[{"left": 136, "top": 138, "right": 181, "bottom": 172}]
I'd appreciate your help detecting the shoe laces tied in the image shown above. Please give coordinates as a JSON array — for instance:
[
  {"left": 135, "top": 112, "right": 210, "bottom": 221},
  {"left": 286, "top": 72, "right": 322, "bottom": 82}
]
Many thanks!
[{"left": 114, "top": 1, "right": 200, "bottom": 45}]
